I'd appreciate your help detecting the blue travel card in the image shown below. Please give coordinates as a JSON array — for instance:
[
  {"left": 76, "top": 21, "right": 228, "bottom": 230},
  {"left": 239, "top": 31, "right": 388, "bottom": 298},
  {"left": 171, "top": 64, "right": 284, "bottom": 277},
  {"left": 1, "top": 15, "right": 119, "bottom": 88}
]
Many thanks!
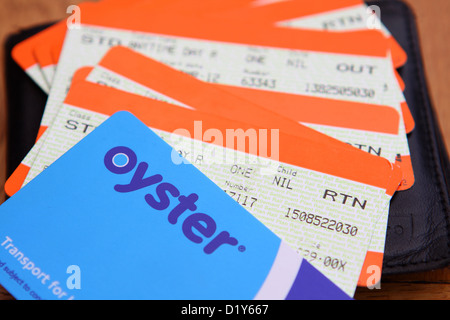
[{"left": 0, "top": 111, "right": 349, "bottom": 300}]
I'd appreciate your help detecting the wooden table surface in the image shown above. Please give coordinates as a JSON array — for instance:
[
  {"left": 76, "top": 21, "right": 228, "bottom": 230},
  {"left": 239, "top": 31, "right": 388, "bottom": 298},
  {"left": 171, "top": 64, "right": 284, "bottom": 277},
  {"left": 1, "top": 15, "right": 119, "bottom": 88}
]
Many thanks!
[{"left": 0, "top": 0, "right": 448, "bottom": 300}]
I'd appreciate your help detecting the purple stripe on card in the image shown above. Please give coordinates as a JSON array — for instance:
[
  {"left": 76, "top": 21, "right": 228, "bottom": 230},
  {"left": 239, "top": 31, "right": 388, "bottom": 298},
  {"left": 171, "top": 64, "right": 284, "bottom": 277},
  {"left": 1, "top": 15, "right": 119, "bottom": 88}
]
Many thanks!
[{"left": 285, "top": 261, "right": 351, "bottom": 300}]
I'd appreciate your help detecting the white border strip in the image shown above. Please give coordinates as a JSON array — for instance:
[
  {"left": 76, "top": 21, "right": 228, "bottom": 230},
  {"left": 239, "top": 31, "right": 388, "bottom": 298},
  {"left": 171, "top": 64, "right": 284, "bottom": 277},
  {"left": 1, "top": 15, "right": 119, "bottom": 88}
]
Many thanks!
[{"left": 254, "top": 242, "right": 303, "bottom": 300}]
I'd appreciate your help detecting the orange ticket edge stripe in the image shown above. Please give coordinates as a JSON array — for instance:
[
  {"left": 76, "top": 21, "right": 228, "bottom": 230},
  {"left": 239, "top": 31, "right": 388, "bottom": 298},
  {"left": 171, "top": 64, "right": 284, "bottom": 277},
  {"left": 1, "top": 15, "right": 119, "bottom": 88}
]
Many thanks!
[
  {"left": 220, "top": 85, "right": 401, "bottom": 135},
  {"left": 395, "top": 69, "right": 405, "bottom": 92},
  {"left": 396, "top": 155, "right": 415, "bottom": 190},
  {"left": 34, "top": 43, "right": 55, "bottom": 69},
  {"left": 4, "top": 164, "right": 30, "bottom": 197},
  {"left": 62, "top": 80, "right": 402, "bottom": 194},
  {"left": 388, "top": 36, "right": 408, "bottom": 69},
  {"left": 198, "top": 0, "right": 407, "bottom": 68},
  {"left": 99, "top": 46, "right": 401, "bottom": 135},
  {"left": 357, "top": 251, "right": 384, "bottom": 288},
  {"left": 82, "top": 12, "right": 390, "bottom": 58},
  {"left": 4, "top": 125, "right": 48, "bottom": 196}
]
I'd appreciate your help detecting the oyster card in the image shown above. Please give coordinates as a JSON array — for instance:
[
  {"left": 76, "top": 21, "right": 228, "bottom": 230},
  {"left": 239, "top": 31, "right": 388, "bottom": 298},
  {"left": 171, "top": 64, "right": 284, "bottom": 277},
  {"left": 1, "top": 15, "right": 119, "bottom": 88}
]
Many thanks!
[{"left": 0, "top": 111, "right": 350, "bottom": 300}]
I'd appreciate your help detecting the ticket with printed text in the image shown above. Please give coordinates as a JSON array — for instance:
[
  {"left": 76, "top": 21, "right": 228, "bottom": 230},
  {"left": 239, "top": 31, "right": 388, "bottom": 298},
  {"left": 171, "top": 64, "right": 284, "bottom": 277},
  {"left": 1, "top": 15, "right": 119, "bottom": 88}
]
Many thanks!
[
  {"left": 81, "top": 46, "right": 407, "bottom": 286},
  {"left": 26, "top": 79, "right": 402, "bottom": 295}
]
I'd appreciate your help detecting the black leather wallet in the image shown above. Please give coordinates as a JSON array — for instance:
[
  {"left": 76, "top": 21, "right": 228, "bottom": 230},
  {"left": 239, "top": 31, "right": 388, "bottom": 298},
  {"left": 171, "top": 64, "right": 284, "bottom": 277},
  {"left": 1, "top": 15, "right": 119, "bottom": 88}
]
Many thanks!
[
  {"left": 368, "top": 0, "right": 450, "bottom": 275},
  {"left": 3, "top": 0, "right": 449, "bottom": 276}
]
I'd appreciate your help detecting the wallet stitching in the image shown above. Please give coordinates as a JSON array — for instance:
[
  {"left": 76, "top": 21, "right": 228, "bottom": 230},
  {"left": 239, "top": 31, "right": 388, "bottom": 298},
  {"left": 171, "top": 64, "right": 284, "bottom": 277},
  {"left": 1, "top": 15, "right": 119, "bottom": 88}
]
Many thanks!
[{"left": 382, "top": 0, "right": 450, "bottom": 270}]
